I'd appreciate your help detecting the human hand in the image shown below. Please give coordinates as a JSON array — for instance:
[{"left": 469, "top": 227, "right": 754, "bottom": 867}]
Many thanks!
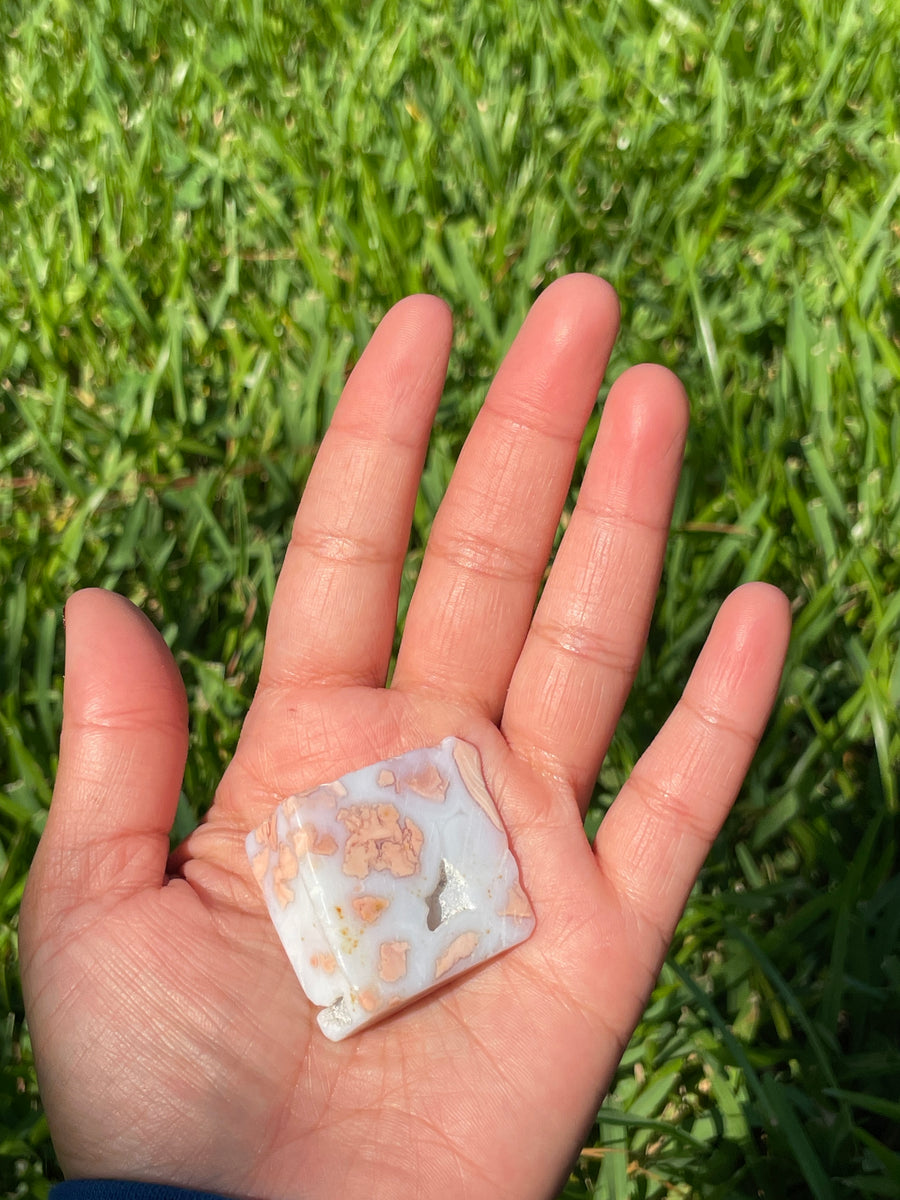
[{"left": 20, "top": 275, "right": 790, "bottom": 1200}]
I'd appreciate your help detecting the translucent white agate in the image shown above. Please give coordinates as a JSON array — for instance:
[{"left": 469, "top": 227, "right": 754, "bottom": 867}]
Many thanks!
[{"left": 246, "top": 737, "right": 535, "bottom": 1040}]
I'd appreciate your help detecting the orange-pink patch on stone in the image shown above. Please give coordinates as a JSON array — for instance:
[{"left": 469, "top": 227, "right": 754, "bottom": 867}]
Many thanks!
[
  {"left": 452, "top": 741, "right": 502, "bottom": 830},
  {"left": 352, "top": 895, "right": 390, "bottom": 924},
  {"left": 290, "top": 827, "right": 311, "bottom": 857},
  {"left": 377, "top": 769, "right": 396, "bottom": 788},
  {"left": 377, "top": 817, "right": 424, "bottom": 877},
  {"left": 434, "top": 931, "right": 480, "bottom": 979},
  {"left": 298, "top": 780, "right": 348, "bottom": 809},
  {"left": 274, "top": 842, "right": 299, "bottom": 908},
  {"left": 498, "top": 881, "right": 533, "bottom": 920},
  {"left": 403, "top": 762, "right": 448, "bottom": 801},
  {"left": 338, "top": 803, "right": 424, "bottom": 879},
  {"left": 310, "top": 952, "right": 336, "bottom": 974},
  {"left": 256, "top": 814, "right": 279, "bottom": 851},
  {"left": 312, "top": 831, "right": 338, "bottom": 856},
  {"left": 250, "top": 847, "right": 269, "bottom": 883},
  {"left": 359, "top": 988, "right": 379, "bottom": 1013},
  {"left": 378, "top": 940, "right": 410, "bottom": 983},
  {"left": 290, "top": 825, "right": 338, "bottom": 857}
]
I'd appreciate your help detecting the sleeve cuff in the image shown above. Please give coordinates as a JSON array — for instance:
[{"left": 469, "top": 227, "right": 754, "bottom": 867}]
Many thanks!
[{"left": 51, "top": 1181, "right": 232, "bottom": 1200}]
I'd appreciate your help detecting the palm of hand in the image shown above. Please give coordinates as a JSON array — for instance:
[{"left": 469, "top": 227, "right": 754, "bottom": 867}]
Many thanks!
[{"left": 21, "top": 277, "right": 789, "bottom": 1200}]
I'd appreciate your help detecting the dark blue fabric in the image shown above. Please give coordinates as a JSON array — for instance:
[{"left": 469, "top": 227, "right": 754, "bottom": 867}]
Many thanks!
[{"left": 51, "top": 1182, "right": 232, "bottom": 1200}]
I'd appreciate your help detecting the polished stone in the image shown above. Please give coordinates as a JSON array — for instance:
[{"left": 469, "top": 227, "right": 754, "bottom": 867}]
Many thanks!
[{"left": 246, "top": 737, "right": 535, "bottom": 1040}]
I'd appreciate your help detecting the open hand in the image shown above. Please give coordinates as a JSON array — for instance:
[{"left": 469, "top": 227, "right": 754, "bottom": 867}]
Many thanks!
[{"left": 20, "top": 275, "right": 790, "bottom": 1200}]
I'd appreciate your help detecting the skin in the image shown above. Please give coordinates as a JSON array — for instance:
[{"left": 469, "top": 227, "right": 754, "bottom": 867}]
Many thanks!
[{"left": 19, "top": 274, "right": 791, "bottom": 1200}]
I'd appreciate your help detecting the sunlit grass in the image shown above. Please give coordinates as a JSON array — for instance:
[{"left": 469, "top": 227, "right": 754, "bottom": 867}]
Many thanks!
[{"left": 2, "top": 0, "right": 899, "bottom": 1196}]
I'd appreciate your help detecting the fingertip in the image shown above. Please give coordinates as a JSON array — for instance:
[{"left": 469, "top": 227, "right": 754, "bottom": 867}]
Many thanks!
[
  {"left": 337, "top": 293, "right": 454, "bottom": 432},
  {"left": 65, "top": 586, "right": 156, "bottom": 637},
  {"left": 582, "top": 362, "right": 688, "bottom": 524},
  {"left": 541, "top": 271, "right": 619, "bottom": 310},
  {"left": 64, "top": 585, "right": 113, "bottom": 627},
  {"left": 485, "top": 274, "right": 621, "bottom": 427},
  {"left": 380, "top": 292, "right": 453, "bottom": 348},
  {"left": 600, "top": 363, "right": 689, "bottom": 466},
  {"left": 695, "top": 583, "right": 792, "bottom": 717},
  {"left": 609, "top": 361, "right": 689, "bottom": 418},
  {"left": 535, "top": 273, "right": 621, "bottom": 347},
  {"left": 66, "top": 585, "right": 153, "bottom": 628},
  {"left": 63, "top": 588, "right": 187, "bottom": 729},
  {"left": 717, "top": 581, "right": 792, "bottom": 655},
  {"left": 730, "top": 578, "right": 792, "bottom": 614}
]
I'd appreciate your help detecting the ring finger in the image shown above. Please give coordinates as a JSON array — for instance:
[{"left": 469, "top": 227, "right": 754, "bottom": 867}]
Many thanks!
[{"left": 502, "top": 363, "right": 689, "bottom": 807}]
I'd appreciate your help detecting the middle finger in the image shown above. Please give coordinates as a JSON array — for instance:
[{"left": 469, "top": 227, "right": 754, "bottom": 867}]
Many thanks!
[{"left": 392, "top": 273, "right": 620, "bottom": 719}]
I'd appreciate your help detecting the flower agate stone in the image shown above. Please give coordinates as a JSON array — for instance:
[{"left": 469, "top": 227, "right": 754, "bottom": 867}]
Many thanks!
[{"left": 246, "top": 737, "right": 535, "bottom": 1040}]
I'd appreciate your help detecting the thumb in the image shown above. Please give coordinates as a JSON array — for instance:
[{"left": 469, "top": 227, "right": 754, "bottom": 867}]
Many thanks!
[{"left": 27, "top": 588, "right": 189, "bottom": 916}]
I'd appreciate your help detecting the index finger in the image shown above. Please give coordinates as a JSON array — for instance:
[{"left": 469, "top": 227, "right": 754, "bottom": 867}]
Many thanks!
[{"left": 259, "top": 295, "right": 452, "bottom": 692}]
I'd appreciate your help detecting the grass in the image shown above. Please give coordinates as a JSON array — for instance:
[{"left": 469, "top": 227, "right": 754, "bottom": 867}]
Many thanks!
[{"left": 1, "top": 0, "right": 899, "bottom": 1195}]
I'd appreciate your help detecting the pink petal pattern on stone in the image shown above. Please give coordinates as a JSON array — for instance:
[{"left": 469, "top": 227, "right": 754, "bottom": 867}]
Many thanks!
[{"left": 246, "top": 737, "right": 535, "bottom": 1040}]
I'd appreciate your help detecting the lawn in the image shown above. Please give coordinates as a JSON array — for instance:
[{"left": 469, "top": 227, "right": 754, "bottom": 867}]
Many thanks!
[{"left": 2, "top": 0, "right": 899, "bottom": 1196}]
